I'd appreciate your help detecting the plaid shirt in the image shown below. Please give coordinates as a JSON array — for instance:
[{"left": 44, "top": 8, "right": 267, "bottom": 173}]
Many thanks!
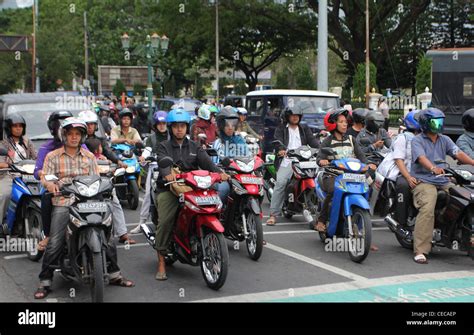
[{"left": 41, "top": 146, "right": 99, "bottom": 206}]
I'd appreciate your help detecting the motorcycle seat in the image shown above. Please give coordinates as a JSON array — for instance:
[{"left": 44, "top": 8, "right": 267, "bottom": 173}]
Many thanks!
[{"left": 435, "top": 190, "right": 449, "bottom": 209}]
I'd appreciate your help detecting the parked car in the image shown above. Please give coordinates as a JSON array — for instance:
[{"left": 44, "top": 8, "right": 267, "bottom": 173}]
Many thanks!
[
  {"left": 155, "top": 98, "right": 201, "bottom": 120},
  {"left": 224, "top": 95, "right": 246, "bottom": 108}
]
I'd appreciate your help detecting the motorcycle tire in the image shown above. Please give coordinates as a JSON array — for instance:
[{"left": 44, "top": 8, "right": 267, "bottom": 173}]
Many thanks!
[
  {"left": 90, "top": 251, "right": 105, "bottom": 303},
  {"left": 245, "top": 211, "right": 263, "bottom": 261},
  {"left": 127, "top": 179, "right": 140, "bottom": 210},
  {"left": 395, "top": 233, "right": 413, "bottom": 250},
  {"left": 347, "top": 207, "right": 372, "bottom": 263},
  {"left": 200, "top": 231, "right": 229, "bottom": 290},
  {"left": 25, "top": 209, "right": 44, "bottom": 262}
]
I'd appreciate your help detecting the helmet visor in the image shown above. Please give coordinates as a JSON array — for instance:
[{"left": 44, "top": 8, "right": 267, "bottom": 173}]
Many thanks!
[
  {"left": 224, "top": 119, "right": 239, "bottom": 129},
  {"left": 429, "top": 117, "right": 444, "bottom": 133}
]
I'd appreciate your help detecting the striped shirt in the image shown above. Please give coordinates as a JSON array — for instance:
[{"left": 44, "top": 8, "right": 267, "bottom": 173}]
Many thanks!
[{"left": 41, "top": 146, "right": 99, "bottom": 206}]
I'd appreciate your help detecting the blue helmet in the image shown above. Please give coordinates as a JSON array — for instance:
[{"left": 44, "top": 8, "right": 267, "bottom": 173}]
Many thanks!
[
  {"left": 166, "top": 108, "right": 191, "bottom": 125},
  {"left": 153, "top": 110, "right": 168, "bottom": 124},
  {"left": 419, "top": 108, "right": 445, "bottom": 134},
  {"left": 404, "top": 110, "right": 420, "bottom": 132}
]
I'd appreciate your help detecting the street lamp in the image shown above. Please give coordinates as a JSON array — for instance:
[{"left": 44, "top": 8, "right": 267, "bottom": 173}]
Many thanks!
[{"left": 121, "top": 32, "right": 169, "bottom": 118}]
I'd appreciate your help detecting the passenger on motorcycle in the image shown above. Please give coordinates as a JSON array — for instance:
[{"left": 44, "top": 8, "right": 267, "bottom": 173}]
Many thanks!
[
  {"left": 111, "top": 108, "right": 142, "bottom": 146},
  {"left": 456, "top": 108, "right": 474, "bottom": 159},
  {"left": 130, "top": 111, "right": 170, "bottom": 234},
  {"left": 411, "top": 108, "right": 474, "bottom": 264},
  {"left": 315, "top": 108, "right": 376, "bottom": 233},
  {"left": 190, "top": 104, "right": 218, "bottom": 145},
  {"left": 0, "top": 114, "right": 37, "bottom": 226},
  {"left": 266, "top": 102, "right": 320, "bottom": 226},
  {"left": 356, "top": 110, "right": 392, "bottom": 154},
  {"left": 346, "top": 108, "right": 369, "bottom": 138},
  {"left": 154, "top": 109, "right": 229, "bottom": 280},
  {"left": 236, "top": 107, "right": 262, "bottom": 140},
  {"left": 34, "top": 118, "right": 134, "bottom": 299},
  {"left": 132, "top": 103, "right": 153, "bottom": 136}
]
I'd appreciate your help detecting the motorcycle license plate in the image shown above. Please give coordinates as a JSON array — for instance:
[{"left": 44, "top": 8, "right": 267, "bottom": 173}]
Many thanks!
[
  {"left": 240, "top": 176, "right": 263, "bottom": 185},
  {"left": 342, "top": 173, "right": 366, "bottom": 183},
  {"left": 22, "top": 174, "right": 39, "bottom": 183},
  {"left": 77, "top": 202, "right": 108, "bottom": 213},
  {"left": 298, "top": 161, "right": 318, "bottom": 169},
  {"left": 195, "top": 196, "right": 221, "bottom": 206}
]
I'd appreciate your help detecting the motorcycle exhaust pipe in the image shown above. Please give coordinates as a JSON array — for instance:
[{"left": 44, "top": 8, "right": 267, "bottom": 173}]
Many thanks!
[
  {"left": 140, "top": 223, "right": 155, "bottom": 246},
  {"left": 385, "top": 215, "right": 410, "bottom": 238}
]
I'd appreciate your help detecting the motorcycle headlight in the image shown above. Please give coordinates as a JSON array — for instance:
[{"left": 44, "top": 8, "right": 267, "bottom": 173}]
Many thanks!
[
  {"left": 126, "top": 166, "right": 136, "bottom": 173},
  {"left": 347, "top": 161, "right": 362, "bottom": 171},
  {"left": 300, "top": 150, "right": 312, "bottom": 159},
  {"left": 455, "top": 169, "right": 473, "bottom": 181},
  {"left": 194, "top": 175, "right": 212, "bottom": 189},
  {"left": 185, "top": 200, "right": 201, "bottom": 211},
  {"left": 76, "top": 180, "right": 100, "bottom": 197},
  {"left": 236, "top": 159, "right": 255, "bottom": 173}
]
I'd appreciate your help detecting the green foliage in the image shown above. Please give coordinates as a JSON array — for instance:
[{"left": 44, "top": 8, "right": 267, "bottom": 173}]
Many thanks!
[
  {"left": 112, "top": 79, "right": 126, "bottom": 98},
  {"left": 416, "top": 55, "right": 432, "bottom": 94},
  {"left": 353, "top": 62, "right": 377, "bottom": 99}
]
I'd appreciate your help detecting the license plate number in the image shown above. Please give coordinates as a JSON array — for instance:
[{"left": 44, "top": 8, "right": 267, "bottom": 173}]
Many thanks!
[
  {"left": 299, "top": 161, "right": 318, "bottom": 169},
  {"left": 22, "top": 174, "right": 39, "bottom": 183},
  {"left": 77, "top": 202, "right": 108, "bottom": 212},
  {"left": 342, "top": 173, "right": 366, "bottom": 182},
  {"left": 195, "top": 196, "right": 220, "bottom": 205},
  {"left": 241, "top": 176, "right": 263, "bottom": 185}
]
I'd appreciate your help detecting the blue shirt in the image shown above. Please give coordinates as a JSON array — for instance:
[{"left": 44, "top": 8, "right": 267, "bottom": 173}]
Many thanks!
[
  {"left": 411, "top": 133, "right": 460, "bottom": 185},
  {"left": 456, "top": 131, "right": 474, "bottom": 159},
  {"left": 212, "top": 133, "right": 249, "bottom": 164}
]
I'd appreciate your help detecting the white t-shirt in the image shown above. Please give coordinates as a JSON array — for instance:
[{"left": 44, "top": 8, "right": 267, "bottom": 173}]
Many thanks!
[
  {"left": 12, "top": 142, "right": 27, "bottom": 163},
  {"left": 280, "top": 126, "right": 302, "bottom": 168}
]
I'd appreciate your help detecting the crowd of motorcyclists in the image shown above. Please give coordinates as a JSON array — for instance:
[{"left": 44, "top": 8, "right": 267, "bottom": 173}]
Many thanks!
[{"left": 1, "top": 94, "right": 474, "bottom": 299}]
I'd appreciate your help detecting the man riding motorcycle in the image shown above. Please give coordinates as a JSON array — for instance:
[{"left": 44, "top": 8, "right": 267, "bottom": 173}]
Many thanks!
[
  {"left": 456, "top": 108, "right": 474, "bottom": 159},
  {"left": 346, "top": 108, "right": 369, "bottom": 138},
  {"left": 111, "top": 108, "right": 142, "bottom": 146},
  {"left": 356, "top": 110, "right": 392, "bottom": 154}
]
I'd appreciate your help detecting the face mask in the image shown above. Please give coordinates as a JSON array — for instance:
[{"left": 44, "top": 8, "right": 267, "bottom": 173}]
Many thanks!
[{"left": 428, "top": 118, "right": 444, "bottom": 133}]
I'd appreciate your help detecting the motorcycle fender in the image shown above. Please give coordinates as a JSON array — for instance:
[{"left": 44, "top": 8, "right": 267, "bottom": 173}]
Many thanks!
[
  {"left": 78, "top": 229, "right": 105, "bottom": 253},
  {"left": 246, "top": 197, "right": 261, "bottom": 215},
  {"left": 195, "top": 215, "right": 225, "bottom": 235},
  {"left": 126, "top": 175, "right": 136, "bottom": 181},
  {"left": 30, "top": 198, "right": 42, "bottom": 210},
  {"left": 344, "top": 194, "right": 370, "bottom": 217},
  {"left": 300, "top": 178, "right": 315, "bottom": 193}
]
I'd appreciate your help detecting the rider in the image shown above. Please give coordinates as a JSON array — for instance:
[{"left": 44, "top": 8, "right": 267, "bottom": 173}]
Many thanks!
[
  {"left": 236, "top": 107, "right": 261, "bottom": 139},
  {"left": 190, "top": 104, "right": 218, "bottom": 145},
  {"left": 356, "top": 110, "right": 392, "bottom": 154},
  {"left": 34, "top": 118, "right": 134, "bottom": 299},
  {"left": 410, "top": 108, "right": 474, "bottom": 264},
  {"left": 266, "top": 103, "right": 320, "bottom": 226},
  {"left": 315, "top": 108, "right": 376, "bottom": 233},
  {"left": 130, "top": 111, "right": 170, "bottom": 234},
  {"left": 0, "top": 114, "right": 37, "bottom": 226},
  {"left": 456, "top": 108, "right": 474, "bottom": 159},
  {"left": 132, "top": 103, "right": 152, "bottom": 136},
  {"left": 98, "top": 104, "right": 116, "bottom": 136},
  {"left": 154, "top": 109, "right": 229, "bottom": 280},
  {"left": 346, "top": 108, "right": 369, "bottom": 138},
  {"left": 111, "top": 108, "right": 142, "bottom": 146}
]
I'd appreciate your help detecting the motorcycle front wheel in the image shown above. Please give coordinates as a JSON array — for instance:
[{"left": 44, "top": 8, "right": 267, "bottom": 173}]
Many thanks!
[
  {"left": 245, "top": 211, "right": 263, "bottom": 261},
  {"left": 346, "top": 207, "right": 372, "bottom": 263},
  {"left": 200, "top": 230, "right": 229, "bottom": 290},
  {"left": 89, "top": 251, "right": 105, "bottom": 303}
]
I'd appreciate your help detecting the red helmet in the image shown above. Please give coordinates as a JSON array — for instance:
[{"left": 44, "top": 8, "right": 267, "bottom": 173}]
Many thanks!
[{"left": 324, "top": 108, "right": 350, "bottom": 132}]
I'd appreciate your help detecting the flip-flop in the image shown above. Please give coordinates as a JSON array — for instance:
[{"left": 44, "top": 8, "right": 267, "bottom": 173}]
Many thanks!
[
  {"left": 413, "top": 254, "right": 428, "bottom": 264},
  {"left": 155, "top": 272, "right": 168, "bottom": 281},
  {"left": 266, "top": 217, "right": 276, "bottom": 226},
  {"left": 34, "top": 286, "right": 51, "bottom": 299},
  {"left": 119, "top": 236, "right": 137, "bottom": 245},
  {"left": 314, "top": 222, "right": 326, "bottom": 233},
  {"left": 109, "top": 277, "right": 135, "bottom": 287}
]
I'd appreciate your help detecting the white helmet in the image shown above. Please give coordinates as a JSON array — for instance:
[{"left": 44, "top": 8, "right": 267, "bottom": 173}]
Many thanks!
[
  {"left": 78, "top": 110, "right": 99, "bottom": 124},
  {"left": 197, "top": 104, "right": 211, "bottom": 120},
  {"left": 237, "top": 107, "right": 248, "bottom": 115},
  {"left": 59, "top": 117, "right": 87, "bottom": 144}
]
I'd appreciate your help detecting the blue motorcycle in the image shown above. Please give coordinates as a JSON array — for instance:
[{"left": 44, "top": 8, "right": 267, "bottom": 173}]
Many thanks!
[
  {"left": 314, "top": 148, "right": 372, "bottom": 263},
  {"left": 111, "top": 143, "right": 141, "bottom": 209},
  {"left": 1, "top": 155, "right": 45, "bottom": 261}
]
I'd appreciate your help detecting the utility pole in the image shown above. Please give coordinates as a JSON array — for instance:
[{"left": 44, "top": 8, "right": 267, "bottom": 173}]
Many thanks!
[
  {"left": 365, "top": 0, "right": 370, "bottom": 107},
  {"left": 84, "top": 11, "right": 89, "bottom": 95},
  {"left": 32, "top": 0, "right": 40, "bottom": 92},
  {"left": 317, "top": 0, "right": 328, "bottom": 92},
  {"left": 215, "top": 0, "right": 219, "bottom": 100}
]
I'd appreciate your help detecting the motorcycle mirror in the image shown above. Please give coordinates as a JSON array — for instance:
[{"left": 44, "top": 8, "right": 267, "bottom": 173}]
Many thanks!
[
  {"left": 44, "top": 175, "right": 59, "bottom": 182},
  {"left": 221, "top": 157, "right": 231, "bottom": 167},
  {"left": 197, "top": 133, "right": 207, "bottom": 139},
  {"left": 158, "top": 156, "right": 174, "bottom": 169},
  {"left": 142, "top": 147, "right": 153, "bottom": 159},
  {"left": 114, "top": 168, "right": 126, "bottom": 177},
  {"left": 321, "top": 147, "right": 336, "bottom": 156},
  {"left": 0, "top": 147, "right": 7, "bottom": 156},
  {"left": 239, "top": 131, "right": 248, "bottom": 138},
  {"left": 206, "top": 148, "right": 218, "bottom": 157},
  {"left": 359, "top": 137, "right": 371, "bottom": 146}
]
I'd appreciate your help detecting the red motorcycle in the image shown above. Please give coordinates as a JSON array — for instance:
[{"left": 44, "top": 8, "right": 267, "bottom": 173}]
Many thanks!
[
  {"left": 220, "top": 155, "right": 265, "bottom": 260},
  {"left": 141, "top": 156, "right": 229, "bottom": 290}
]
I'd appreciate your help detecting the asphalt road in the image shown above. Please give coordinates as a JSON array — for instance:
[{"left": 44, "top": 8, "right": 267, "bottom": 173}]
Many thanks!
[{"left": 1, "top": 191, "right": 474, "bottom": 303}]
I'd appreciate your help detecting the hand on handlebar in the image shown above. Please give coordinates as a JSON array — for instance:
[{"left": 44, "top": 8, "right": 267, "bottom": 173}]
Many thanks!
[
  {"left": 45, "top": 181, "right": 60, "bottom": 194},
  {"left": 277, "top": 150, "right": 287, "bottom": 157},
  {"left": 431, "top": 167, "right": 445, "bottom": 175},
  {"left": 220, "top": 172, "right": 230, "bottom": 181},
  {"left": 319, "top": 160, "right": 329, "bottom": 167},
  {"left": 373, "top": 140, "right": 384, "bottom": 149},
  {"left": 164, "top": 174, "right": 175, "bottom": 182}
]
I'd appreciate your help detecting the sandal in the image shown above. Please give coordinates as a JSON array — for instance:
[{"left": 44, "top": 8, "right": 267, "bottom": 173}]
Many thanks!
[
  {"left": 34, "top": 286, "right": 51, "bottom": 299},
  {"left": 413, "top": 254, "right": 428, "bottom": 264},
  {"left": 119, "top": 235, "right": 136, "bottom": 245},
  {"left": 37, "top": 237, "right": 49, "bottom": 252},
  {"left": 370, "top": 244, "right": 379, "bottom": 252},
  {"left": 266, "top": 216, "right": 276, "bottom": 226},
  {"left": 315, "top": 222, "right": 326, "bottom": 233},
  {"left": 155, "top": 272, "right": 168, "bottom": 281},
  {"left": 109, "top": 277, "right": 135, "bottom": 287}
]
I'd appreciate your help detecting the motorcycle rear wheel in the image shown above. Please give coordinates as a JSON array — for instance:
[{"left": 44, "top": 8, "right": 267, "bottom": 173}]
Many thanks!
[{"left": 25, "top": 209, "right": 44, "bottom": 261}]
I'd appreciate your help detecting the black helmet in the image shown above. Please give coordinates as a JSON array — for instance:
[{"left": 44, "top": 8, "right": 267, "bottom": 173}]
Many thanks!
[
  {"left": 216, "top": 106, "right": 239, "bottom": 133},
  {"left": 283, "top": 102, "right": 307, "bottom": 123},
  {"left": 47, "top": 110, "right": 73, "bottom": 138},
  {"left": 352, "top": 108, "right": 369, "bottom": 125},
  {"left": 119, "top": 108, "right": 133, "bottom": 120},
  {"left": 4, "top": 114, "right": 26, "bottom": 137},
  {"left": 365, "top": 111, "right": 385, "bottom": 133},
  {"left": 462, "top": 108, "right": 474, "bottom": 132}
]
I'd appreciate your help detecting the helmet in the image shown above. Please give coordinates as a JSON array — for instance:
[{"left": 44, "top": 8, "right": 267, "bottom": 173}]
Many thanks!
[
  {"left": 153, "top": 111, "right": 168, "bottom": 125},
  {"left": 197, "top": 105, "right": 211, "bottom": 120},
  {"left": 208, "top": 105, "right": 219, "bottom": 115},
  {"left": 166, "top": 108, "right": 191, "bottom": 125},
  {"left": 4, "top": 114, "right": 26, "bottom": 137},
  {"left": 119, "top": 108, "right": 133, "bottom": 120},
  {"left": 324, "top": 108, "right": 350, "bottom": 132},
  {"left": 237, "top": 107, "right": 248, "bottom": 115},
  {"left": 283, "top": 102, "right": 307, "bottom": 123},
  {"left": 78, "top": 110, "right": 99, "bottom": 124},
  {"left": 418, "top": 108, "right": 445, "bottom": 134},
  {"left": 92, "top": 103, "right": 100, "bottom": 114},
  {"left": 352, "top": 108, "right": 369, "bottom": 125},
  {"left": 47, "top": 110, "right": 73, "bottom": 138},
  {"left": 98, "top": 104, "right": 110, "bottom": 113},
  {"left": 216, "top": 106, "right": 239, "bottom": 132},
  {"left": 461, "top": 108, "right": 474, "bottom": 132},
  {"left": 365, "top": 111, "right": 385, "bottom": 134},
  {"left": 404, "top": 110, "right": 421, "bottom": 132},
  {"left": 59, "top": 117, "right": 87, "bottom": 145}
]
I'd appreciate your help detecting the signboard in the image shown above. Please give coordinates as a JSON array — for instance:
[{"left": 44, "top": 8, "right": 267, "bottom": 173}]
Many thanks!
[
  {"left": 0, "top": 35, "right": 29, "bottom": 52},
  {"left": 97, "top": 65, "right": 148, "bottom": 95}
]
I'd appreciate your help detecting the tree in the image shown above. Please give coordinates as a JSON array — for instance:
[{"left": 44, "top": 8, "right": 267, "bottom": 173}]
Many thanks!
[
  {"left": 353, "top": 62, "right": 377, "bottom": 100},
  {"left": 415, "top": 55, "right": 432, "bottom": 94},
  {"left": 112, "top": 79, "right": 126, "bottom": 98}
]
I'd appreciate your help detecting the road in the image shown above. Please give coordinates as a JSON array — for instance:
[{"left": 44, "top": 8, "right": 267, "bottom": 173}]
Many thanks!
[{"left": 1, "top": 190, "right": 474, "bottom": 303}]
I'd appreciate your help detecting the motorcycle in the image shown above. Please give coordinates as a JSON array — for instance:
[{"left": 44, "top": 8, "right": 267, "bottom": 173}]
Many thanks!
[
  {"left": 0, "top": 148, "right": 44, "bottom": 261},
  {"left": 140, "top": 156, "right": 229, "bottom": 290},
  {"left": 262, "top": 153, "right": 276, "bottom": 202},
  {"left": 314, "top": 148, "right": 372, "bottom": 263},
  {"left": 111, "top": 143, "right": 141, "bottom": 209},
  {"left": 219, "top": 155, "right": 265, "bottom": 260},
  {"left": 140, "top": 147, "right": 159, "bottom": 226},
  {"left": 381, "top": 162, "right": 474, "bottom": 256},
  {"left": 43, "top": 171, "right": 120, "bottom": 302}
]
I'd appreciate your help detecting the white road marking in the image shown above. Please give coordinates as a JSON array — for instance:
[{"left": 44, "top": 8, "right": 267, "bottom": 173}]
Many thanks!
[
  {"left": 264, "top": 242, "right": 367, "bottom": 281},
  {"left": 194, "top": 270, "right": 474, "bottom": 302},
  {"left": 117, "top": 242, "right": 149, "bottom": 249},
  {"left": 3, "top": 254, "right": 28, "bottom": 260}
]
